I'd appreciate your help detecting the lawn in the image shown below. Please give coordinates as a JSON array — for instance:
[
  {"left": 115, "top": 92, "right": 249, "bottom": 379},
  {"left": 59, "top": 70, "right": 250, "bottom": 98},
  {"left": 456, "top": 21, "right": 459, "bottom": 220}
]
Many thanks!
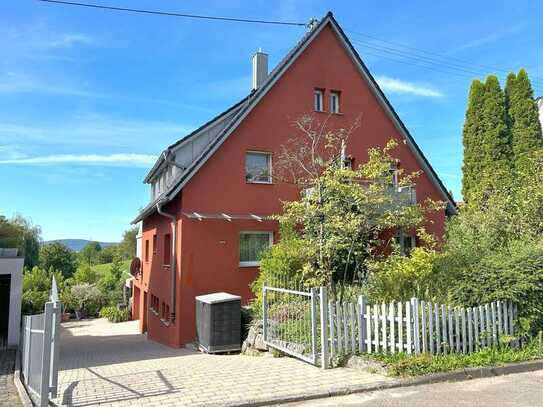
[{"left": 91, "top": 260, "right": 130, "bottom": 277}]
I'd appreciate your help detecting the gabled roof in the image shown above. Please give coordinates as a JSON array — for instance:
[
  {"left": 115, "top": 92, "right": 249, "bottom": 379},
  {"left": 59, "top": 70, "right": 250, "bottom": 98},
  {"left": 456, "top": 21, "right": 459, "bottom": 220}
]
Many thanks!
[
  {"left": 132, "top": 11, "right": 456, "bottom": 224},
  {"left": 143, "top": 95, "right": 250, "bottom": 183}
]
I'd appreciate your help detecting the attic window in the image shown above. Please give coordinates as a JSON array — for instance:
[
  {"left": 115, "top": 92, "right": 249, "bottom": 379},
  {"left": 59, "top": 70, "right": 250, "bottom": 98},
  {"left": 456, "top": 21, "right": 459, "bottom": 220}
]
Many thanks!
[
  {"left": 330, "top": 91, "right": 340, "bottom": 114},
  {"left": 246, "top": 152, "right": 272, "bottom": 183},
  {"left": 314, "top": 89, "right": 324, "bottom": 112}
]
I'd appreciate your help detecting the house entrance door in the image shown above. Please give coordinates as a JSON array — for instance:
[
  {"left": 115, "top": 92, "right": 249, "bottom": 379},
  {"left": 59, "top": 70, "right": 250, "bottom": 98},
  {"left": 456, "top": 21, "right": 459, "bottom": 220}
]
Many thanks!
[
  {"left": 0, "top": 275, "right": 11, "bottom": 349},
  {"left": 142, "top": 291, "right": 148, "bottom": 333}
]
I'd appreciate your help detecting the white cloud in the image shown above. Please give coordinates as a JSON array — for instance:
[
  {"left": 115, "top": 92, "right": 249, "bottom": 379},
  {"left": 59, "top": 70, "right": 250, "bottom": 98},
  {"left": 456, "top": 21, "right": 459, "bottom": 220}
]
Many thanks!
[
  {"left": 0, "top": 153, "right": 157, "bottom": 167},
  {"left": 451, "top": 24, "right": 524, "bottom": 53},
  {"left": 0, "top": 71, "right": 102, "bottom": 97},
  {"left": 0, "top": 24, "right": 98, "bottom": 51},
  {"left": 376, "top": 76, "right": 443, "bottom": 98},
  {"left": 36, "top": 33, "right": 96, "bottom": 49},
  {"left": 0, "top": 116, "right": 193, "bottom": 149}
]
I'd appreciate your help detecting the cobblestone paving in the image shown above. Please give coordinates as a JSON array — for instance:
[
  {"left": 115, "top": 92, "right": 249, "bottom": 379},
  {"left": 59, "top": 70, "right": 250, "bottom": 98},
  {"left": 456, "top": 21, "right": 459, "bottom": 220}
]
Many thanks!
[
  {"left": 53, "top": 319, "right": 391, "bottom": 406},
  {"left": 0, "top": 349, "right": 21, "bottom": 407}
]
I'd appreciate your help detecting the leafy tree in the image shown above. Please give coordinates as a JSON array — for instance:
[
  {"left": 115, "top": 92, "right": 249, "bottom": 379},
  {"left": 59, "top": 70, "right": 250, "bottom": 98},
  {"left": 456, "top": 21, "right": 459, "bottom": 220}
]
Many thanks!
[
  {"left": 11, "top": 215, "right": 41, "bottom": 268},
  {"left": 462, "top": 80, "right": 486, "bottom": 203},
  {"left": 0, "top": 216, "right": 23, "bottom": 250},
  {"left": 39, "top": 241, "right": 78, "bottom": 278},
  {"left": 0, "top": 215, "right": 41, "bottom": 268},
  {"left": 254, "top": 115, "right": 442, "bottom": 300},
  {"left": 505, "top": 69, "right": 543, "bottom": 170},
  {"left": 79, "top": 241, "right": 102, "bottom": 266},
  {"left": 98, "top": 245, "right": 119, "bottom": 264},
  {"left": 72, "top": 263, "right": 99, "bottom": 284},
  {"left": 99, "top": 255, "right": 126, "bottom": 305},
  {"left": 65, "top": 283, "right": 104, "bottom": 317},
  {"left": 118, "top": 226, "right": 138, "bottom": 260},
  {"left": 22, "top": 266, "right": 63, "bottom": 314}
]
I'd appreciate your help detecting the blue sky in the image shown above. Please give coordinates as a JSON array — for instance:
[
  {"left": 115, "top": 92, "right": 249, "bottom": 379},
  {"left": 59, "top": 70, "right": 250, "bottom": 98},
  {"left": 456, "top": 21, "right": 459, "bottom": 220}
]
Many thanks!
[{"left": 2, "top": 1, "right": 542, "bottom": 242}]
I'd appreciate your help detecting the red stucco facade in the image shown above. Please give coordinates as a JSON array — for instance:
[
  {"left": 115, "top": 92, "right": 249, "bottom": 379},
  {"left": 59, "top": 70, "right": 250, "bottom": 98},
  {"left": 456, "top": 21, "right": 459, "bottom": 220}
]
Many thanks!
[{"left": 131, "top": 21, "right": 449, "bottom": 348}]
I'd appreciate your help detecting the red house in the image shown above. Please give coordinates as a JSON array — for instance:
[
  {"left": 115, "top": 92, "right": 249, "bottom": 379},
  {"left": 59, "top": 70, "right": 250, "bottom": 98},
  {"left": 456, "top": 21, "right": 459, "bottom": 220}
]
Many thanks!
[{"left": 131, "top": 12, "right": 456, "bottom": 348}]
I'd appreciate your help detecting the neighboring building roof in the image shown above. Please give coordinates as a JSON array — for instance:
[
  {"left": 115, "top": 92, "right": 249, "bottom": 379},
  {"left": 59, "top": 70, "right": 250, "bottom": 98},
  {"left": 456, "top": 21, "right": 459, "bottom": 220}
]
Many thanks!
[{"left": 132, "top": 11, "right": 456, "bottom": 224}]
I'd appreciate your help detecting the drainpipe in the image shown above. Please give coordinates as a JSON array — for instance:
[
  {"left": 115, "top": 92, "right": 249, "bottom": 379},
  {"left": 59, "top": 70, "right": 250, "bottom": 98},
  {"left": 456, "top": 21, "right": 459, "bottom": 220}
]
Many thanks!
[{"left": 156, "top": 201, "right": 177, "bottom": 322}]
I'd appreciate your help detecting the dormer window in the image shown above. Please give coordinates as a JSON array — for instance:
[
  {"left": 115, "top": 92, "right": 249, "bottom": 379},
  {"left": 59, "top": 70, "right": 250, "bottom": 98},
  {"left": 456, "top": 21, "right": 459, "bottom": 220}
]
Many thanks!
[
  {"left": 246, "top": 151, "right": 272, "bottom": 183},
  {"left": 314, "top": 89, "right": 324, "bottom": 112},
  {"left": 330, "top": 91, "right": 340, "bottom": 114}
]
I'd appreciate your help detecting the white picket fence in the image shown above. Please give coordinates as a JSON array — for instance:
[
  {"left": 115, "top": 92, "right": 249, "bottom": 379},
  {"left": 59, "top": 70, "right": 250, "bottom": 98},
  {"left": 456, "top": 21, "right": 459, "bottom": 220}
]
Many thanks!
[{"left": 326, "top": 297, "right": 517, "bottom": 360}]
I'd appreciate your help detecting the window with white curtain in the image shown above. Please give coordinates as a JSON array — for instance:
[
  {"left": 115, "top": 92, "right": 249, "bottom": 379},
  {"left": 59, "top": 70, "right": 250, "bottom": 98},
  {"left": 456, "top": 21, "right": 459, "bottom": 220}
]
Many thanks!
[
  {"left": 314, "top": 89, "right": 324, "bottom": 112},
  {"left": 330, "top": 91, "right": 340, "bottom": 113},
  {"left": 245, "top": 152, "right": 272, "bottom": 183},
  {"left": 239, "top": 232, "right": 273, "bottom": 267}
]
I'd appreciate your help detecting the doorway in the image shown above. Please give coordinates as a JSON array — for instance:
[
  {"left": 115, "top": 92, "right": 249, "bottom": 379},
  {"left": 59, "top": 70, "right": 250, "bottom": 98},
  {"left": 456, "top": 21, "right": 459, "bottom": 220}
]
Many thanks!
[
  {"left": 142, "top": 291, "right": 148, "bottom": 333},
  {"left": 0, "top": 274, "right": 11, "bottom": 349}
]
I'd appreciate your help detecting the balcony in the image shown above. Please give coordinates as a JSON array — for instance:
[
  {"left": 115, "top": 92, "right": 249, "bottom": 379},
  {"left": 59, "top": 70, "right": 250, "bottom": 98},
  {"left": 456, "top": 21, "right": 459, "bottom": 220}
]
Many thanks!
[{"left": 391, "top": 185, "right": 417, "bottom": 206}]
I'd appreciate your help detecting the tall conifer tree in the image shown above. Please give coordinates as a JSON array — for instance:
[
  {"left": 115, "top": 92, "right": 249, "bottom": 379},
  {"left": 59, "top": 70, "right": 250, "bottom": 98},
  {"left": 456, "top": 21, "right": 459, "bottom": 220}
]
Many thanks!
[
  {"left": 505, "top": 69, "right": 543, "bottom": 170},
  {"left": 461, "top": 80, "right": 485, "bottom": 203},
  {"left": 477, "top": 75, "right": 513, "bottom": 199}
]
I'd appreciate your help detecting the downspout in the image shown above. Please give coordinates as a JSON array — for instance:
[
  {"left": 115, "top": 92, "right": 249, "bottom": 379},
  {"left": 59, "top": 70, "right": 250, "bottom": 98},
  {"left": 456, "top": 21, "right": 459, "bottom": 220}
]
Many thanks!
[{"left": 156, "top": 201, "right": 177, "bottom": 322}]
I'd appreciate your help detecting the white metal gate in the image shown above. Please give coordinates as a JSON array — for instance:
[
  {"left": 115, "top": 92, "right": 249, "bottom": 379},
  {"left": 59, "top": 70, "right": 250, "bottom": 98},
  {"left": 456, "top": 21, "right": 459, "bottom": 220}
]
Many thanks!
[
  {"left": 262, "top": 286, "right": 329, "bottom": 368},
  {"left": 21, "top": 276, "right": 61, "bottom": 407}
]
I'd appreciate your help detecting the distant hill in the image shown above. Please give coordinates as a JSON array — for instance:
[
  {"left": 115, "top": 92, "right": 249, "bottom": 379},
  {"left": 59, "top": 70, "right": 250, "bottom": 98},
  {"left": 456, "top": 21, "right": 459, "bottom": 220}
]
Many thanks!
[{"left": 43, "top": 239, "right": 118, "bottom": 252}]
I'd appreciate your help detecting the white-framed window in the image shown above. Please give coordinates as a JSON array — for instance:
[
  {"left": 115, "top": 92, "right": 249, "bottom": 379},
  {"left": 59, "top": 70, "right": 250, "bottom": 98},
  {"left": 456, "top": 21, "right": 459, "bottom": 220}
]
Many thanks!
[
  {"left": 239, "top": 231, "right": 273, "bottom": 267},
  {"left": 330, "top": 91, "right": 340, "bottom": 113},
  {"left": 397, "top": 232, "right": 416, "bottom": 256},
  {"left": 314, "top": 89, "right": 324, "bottom": 112},
  {"left": 245, "top": 151, "right": 272, "bottom": 183},
  {"left": 390, "top": 163, "right": 400, "bottom": 189}
]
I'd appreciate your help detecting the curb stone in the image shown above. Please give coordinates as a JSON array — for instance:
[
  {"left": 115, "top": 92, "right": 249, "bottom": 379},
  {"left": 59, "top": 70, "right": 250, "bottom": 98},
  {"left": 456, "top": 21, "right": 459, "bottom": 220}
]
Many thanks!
[
  {"left": 229, "top": 359, "right": 543, "bottom": 406},
  {"left": 13, "top": 349, "right": 34, "bottom": 407}
]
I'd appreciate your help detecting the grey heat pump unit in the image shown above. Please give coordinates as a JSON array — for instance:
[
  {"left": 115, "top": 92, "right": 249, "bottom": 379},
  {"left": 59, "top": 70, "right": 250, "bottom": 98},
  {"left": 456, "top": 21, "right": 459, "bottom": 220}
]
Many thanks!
[{"left": 195, "top": 292, "right": 241, "bottom": 353}]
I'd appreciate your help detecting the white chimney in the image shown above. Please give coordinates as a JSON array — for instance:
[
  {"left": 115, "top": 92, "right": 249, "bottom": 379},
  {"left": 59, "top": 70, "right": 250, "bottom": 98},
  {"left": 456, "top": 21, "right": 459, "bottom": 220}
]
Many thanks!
[{"left": 252, "top": 48, "right": 268, "bottom": 90}]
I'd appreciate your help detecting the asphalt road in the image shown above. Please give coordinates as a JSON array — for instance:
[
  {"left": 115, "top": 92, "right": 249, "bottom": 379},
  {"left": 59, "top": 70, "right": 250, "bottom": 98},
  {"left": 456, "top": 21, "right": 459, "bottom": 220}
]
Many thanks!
[{"left": 286, "top": 369, "right": 543, "bottom": 406}]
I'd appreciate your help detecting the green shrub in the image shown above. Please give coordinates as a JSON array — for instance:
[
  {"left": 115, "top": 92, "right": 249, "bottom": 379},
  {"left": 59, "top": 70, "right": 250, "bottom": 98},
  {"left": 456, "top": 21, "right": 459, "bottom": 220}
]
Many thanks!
[
  {"left": 99, "top": 306, "right": 130, "bottom": 323},
  {"left": 67, "top": 283, "right": 105, "bottom": 317},
  {"left": 366, "top": 245, "right": 446, "bottom": 304},
  {"left": 371, "top": 339, "right": 543, "bottom": 377},
  {"left": 442, "top": 239, "right": 543, "bottom": 336},
  {"left": 251, "top": 224, "right": 310, "bottom": 316},
  {"left": 22, "top": 266, "right": 64, "bottom": 314}
]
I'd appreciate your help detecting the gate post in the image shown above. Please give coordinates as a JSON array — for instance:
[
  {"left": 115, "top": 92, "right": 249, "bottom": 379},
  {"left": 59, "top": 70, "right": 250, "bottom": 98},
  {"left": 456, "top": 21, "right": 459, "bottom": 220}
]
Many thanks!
[
  {"left": 262, "top": 287, "right": 268, "bottom": 342},
  {"left": 50, "top": 301, "right": 61, "bottom": 398},
  {"left": 319, "top": 287, "right": 329, "bottom": 369},
  {"left": 23, "top": 316, "right": 31, "bottom": 382},
  {"left": 310, "top": 288, "right": 318, "bottom": 365},
  {"left": 40, "top": 302, "right": 53, "bottom": 407}
]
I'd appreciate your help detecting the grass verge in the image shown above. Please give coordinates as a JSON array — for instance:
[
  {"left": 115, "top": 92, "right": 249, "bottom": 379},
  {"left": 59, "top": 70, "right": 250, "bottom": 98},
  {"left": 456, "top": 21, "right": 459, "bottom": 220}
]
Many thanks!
[{"left": 368, "top": 341, "right": 543, "bottom": 377}]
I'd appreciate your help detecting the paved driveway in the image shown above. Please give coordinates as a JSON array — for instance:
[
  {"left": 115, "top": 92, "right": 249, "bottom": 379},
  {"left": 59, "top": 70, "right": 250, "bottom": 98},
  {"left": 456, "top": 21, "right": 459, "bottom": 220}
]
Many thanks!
[
  {"left": 53, "top": 318, "right": 390, "bottom": 406},
  {"left": 0, "top": 349, "right": 21, "bottom": 406}
]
